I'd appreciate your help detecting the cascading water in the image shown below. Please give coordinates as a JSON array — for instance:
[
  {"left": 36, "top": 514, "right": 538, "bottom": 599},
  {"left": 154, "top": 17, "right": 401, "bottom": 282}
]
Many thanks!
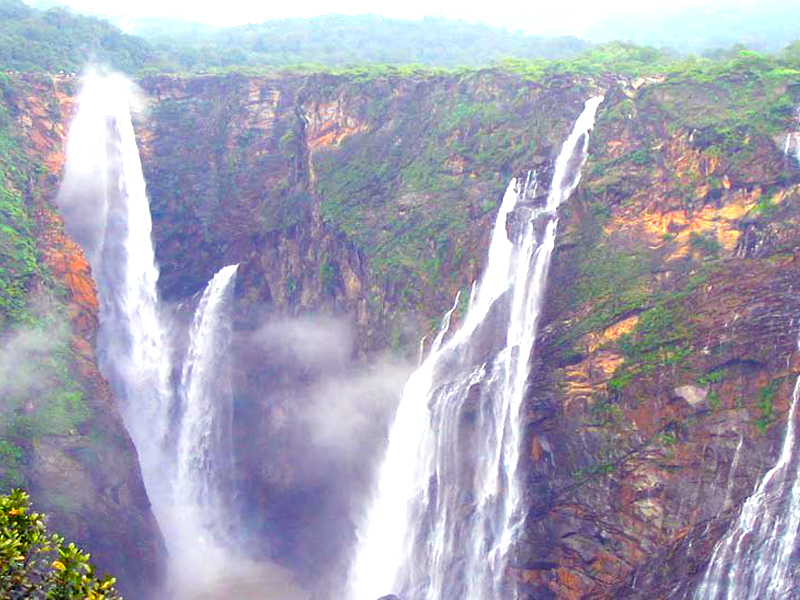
[
  {"left": 695, "top": 343, "right": 800, "bottom": 599},
  {"left": 58, "top": 72, "right": 244, "bottom": 595},
  {"left": 696, "top": 109, "right": 800, "bottom": 599},
  {"left": 169, "top": 264, "right": 240, "bottom": 593},
  {"left": 58, "top": 73, "right": 174, "bottom": 519},
  {"left": 349, "top": 96, "right": 603, "bottom": 600},
  {"left": 175, "top": 264, "right": 239, "bottom": 544}
]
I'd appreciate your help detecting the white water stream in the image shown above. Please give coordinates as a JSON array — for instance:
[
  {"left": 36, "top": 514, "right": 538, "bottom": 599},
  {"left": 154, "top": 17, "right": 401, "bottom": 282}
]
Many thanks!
[
  {"left": 58, "top": 73, "right": 242, "bottom": 596},
  {"left": 349, "top": 96, "right": 603, "bottom": 600},
  {"left": 59, "top": 73, "right": 175, "bottom": 518}
]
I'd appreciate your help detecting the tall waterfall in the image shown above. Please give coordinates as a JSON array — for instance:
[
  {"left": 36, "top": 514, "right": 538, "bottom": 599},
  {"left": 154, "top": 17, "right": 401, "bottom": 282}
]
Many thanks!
[
  {"left": 349, "top": 96, "right": 603, "bottom": 600},
  {"left": 695, "top": 349, "right": 800, "bottom": 598},
  {"left": 58, "top": 73, "right": 242, "bottom": 593},
  {"left": 58, "top": 73, "right": 174, "bottom": 518},
  {"left": 175, "top": 264, "right": 239, "bottom": 545}
]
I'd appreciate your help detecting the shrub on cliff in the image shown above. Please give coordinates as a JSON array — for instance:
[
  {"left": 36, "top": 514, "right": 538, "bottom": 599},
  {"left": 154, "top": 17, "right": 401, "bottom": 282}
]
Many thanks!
[{"left": 0, "top": 489, "right": 121, "bottom": 599}]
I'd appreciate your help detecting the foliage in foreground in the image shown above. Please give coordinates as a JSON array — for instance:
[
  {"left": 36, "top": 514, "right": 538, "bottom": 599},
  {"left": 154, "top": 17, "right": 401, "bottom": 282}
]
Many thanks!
[{"left": 0, "top": 489, "right": 121, "bottom": 599}]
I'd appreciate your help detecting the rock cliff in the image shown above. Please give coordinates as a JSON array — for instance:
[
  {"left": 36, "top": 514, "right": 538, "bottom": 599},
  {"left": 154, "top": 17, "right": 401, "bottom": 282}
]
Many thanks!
[
  {"left": 3, "top": 58, "right": 800, "bottom": 599},
  {"left": 134, "top": 64, "right": 800, "bottom": 597}
]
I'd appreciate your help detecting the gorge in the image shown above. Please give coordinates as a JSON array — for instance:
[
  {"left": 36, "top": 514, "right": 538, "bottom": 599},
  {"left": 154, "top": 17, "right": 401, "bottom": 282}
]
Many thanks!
[{"left": 2, "top": 51, "right": 800, "bottom": 600}]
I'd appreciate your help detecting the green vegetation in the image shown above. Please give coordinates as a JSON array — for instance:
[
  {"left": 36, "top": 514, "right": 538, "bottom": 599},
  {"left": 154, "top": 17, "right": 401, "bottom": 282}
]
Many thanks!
[
  {"left": 0, "top": 0, "right": 157, "bottom": 73},
  {"left": 319, "top": 256, "right": 341, "bottom": 296},
  {"left": 311, "top": 74, "right": 589, "bottom": 293},
  {"left": 551, "top": 219, "right": 652, "bottom": 355},
  {"left": 756, "top": 379, "right": 781, "bottom": 434},
  {"left": 570, "top": 461, "right": 616, "bottom": 483},
  {"left": 0, "top": 75, "right": 42, "bottom": 328},
  {"left": 133, "top": 13, "right": 588, "bottom": 70},
  {"left": 0, "top": 3, "right": 589, "bottom": 74},
  {"left": 637, "top": 50, "right": 800, "bottom": 158},
  {"left": 750, "top": 195, "right": 779, "bottom": 218},
  {"left": 500, "top": 42, "right": 678, "bottom": 80},
  {"left": 699, "top": 369, "right": 724, "bottom": 411},
  {"left": 0, "top": 489, "right": 121, "bottom": 599},
  {"left": 585, "top": 2, "right": 800, "bottom": 54},
  {"left": 689, "top": 231, "right": 721, "bottom": 259},
  {"left": 0, "top": 74, "right": 91, "bottom": 491},
  {"left": 707, "top": 390, "right": 721, "bottom": 411},
  {"left": 658, "top": 430, "right": 678, "bottom": 446},
  {"left": 615, "top": 302, "right": 692, "bottom": 376}
]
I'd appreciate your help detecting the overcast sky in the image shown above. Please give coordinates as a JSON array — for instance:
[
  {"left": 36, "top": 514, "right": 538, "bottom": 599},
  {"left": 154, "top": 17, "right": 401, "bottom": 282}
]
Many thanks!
[{"left": 58, "top": 0, "right": 715, "bottom": 35}]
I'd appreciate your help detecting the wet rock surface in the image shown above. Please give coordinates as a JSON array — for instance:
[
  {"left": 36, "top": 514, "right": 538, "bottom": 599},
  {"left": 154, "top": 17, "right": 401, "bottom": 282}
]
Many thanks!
[{"left": 5, "top": 67, "right": 800, "bottom": 600}]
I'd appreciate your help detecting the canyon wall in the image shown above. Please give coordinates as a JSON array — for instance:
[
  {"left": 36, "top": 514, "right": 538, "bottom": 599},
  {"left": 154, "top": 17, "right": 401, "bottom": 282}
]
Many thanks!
[
  {"left": 136, "top": 65, "right": 800, "bottom": 597},
  {"left": 2, "top": 60, "right": 799, "bottom": 598}
]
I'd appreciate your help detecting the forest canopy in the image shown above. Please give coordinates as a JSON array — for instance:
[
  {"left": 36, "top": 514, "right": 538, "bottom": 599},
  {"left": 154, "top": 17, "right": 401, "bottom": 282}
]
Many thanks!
[
  {"left": 0, "top": 0, "right": 157, "bottom": 72},
  {"left": 1, "top": 0, "right": 800, "bottom": 81}
]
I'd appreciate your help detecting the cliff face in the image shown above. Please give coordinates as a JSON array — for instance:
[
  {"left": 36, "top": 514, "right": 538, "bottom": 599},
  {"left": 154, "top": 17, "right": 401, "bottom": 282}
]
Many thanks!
[
  {"left": 5, "top": 60, "right": 800, "bottom": 599},
  {"left": 136, "top": 64, "right": 800, "bottom": 598},
  {"left": 135, "top": 72, "right": 611, "bottom": 589},
  {"left": 137, "top": 71, "right": 608, "bottom": 354},
  {"left": 519, "top": 71, "right": 800, "bottom": 598},
  {"left": 0, "top": 74, "right": 165, "bottom": 599}
]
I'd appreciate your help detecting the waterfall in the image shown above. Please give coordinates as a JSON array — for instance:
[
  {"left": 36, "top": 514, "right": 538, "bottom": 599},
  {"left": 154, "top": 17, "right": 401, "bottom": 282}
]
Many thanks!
[
  {"left": 175, "top": 264, "right": 239, "bottom": 544},
  {"left": 349, "top": 96, "right": 603, "bottom": 600},
  {"left": 58, "top": 72, "right": 174, "bottom": 520},
  {"left": 695, "top": 351, "right": 800, "bottom": 599},
  {"left": 58, "top": 73, "right": 242, "bottom": 594}
]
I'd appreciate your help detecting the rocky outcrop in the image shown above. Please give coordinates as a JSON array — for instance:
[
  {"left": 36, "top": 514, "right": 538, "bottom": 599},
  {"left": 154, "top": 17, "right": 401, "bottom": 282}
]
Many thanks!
[
  {"left": 0, "top": 73, "right": 165, "bottom": 599},
  {"left": 137, "top": 72, "right": 606, "bottom": 355},
  {"left": 134, "top": 72, "right": 607, "bottom": 592}
]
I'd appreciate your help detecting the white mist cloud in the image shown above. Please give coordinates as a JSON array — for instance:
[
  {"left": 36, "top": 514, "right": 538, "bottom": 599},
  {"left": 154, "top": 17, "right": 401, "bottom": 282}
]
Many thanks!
[
  {"left": 301, "top": 360, "right": 410, "bottom": 463},
  {"left": 250, "top": 314, "right": 411, "bottom": 470},
  {"left": 0, "top": 322, "right": 64, "bottom": 402},
  {"left": 56, "top": 68, "right": 149, "bottom": 266},
  {"left": 171, "top": 547, "right": 309, "bottom": 600},
  {"left": 253, "top": 315, "right": 354, "bottom": 372}
]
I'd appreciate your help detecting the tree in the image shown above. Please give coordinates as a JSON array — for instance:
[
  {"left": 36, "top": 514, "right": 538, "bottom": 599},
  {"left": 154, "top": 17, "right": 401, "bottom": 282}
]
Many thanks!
[{"left": 0, "top": 489, "right": 122, "bottom": 599}]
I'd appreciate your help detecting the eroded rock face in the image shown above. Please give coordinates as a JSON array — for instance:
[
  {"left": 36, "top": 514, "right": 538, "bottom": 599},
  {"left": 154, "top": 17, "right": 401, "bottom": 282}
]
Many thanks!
[
  {"left": 135, "top": 70, "right": 800, "bottom": 598},
  {"left": 7, "top": 66, "right": 800, "bottom": 600},
  {"left": 515, "top": 77, "right": 800, "bottom": 599},
  {"left": 0, "top": 74, "right": 166, "bottom": 599},
  {"left": 136, "top": 71, "right": 608, "bottom": 594},
  {"left": 136, "top": 72, "right": 608, "bottom": 355}
]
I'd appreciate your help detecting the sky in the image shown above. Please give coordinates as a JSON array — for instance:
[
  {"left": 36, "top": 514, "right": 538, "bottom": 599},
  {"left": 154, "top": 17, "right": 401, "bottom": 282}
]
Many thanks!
[{"left": 57, "top": 0, "right": 714, "bottom": 36}]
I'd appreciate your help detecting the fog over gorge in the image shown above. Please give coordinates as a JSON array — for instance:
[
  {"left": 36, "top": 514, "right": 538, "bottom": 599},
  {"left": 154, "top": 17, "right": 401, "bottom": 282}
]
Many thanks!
[{"left": 3, "top": 1, "right": 800, "bottom": 600}]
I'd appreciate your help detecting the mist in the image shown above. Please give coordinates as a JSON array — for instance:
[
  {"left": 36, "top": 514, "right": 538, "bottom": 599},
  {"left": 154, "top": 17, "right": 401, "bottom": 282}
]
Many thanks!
[
  {"left": 252, "top": 316, "right": 409, "bottom": 467},
  {"left": 231, "top": 311, "right": 411, "bottom": 597},
  {"left": 54, "top": 0, "right": 800, "bottom": 48},
  {"left": 0, "top": 318, "right": 65, "bottom": 402},
  {"left": 56, "top": 67, "right": 149, "bottom": 268}
]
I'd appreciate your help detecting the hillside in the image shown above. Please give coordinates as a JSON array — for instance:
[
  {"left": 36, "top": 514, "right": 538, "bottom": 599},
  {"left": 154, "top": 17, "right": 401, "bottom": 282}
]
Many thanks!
[
  {"left": 4, "top": 0, "right": 800, "bottom": 592},
  {"left": 0, "top": 0, "right": 157, "bottom": 72},
  {"left": 134, "top": 14, "right": 589, "bottom": 69}
]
